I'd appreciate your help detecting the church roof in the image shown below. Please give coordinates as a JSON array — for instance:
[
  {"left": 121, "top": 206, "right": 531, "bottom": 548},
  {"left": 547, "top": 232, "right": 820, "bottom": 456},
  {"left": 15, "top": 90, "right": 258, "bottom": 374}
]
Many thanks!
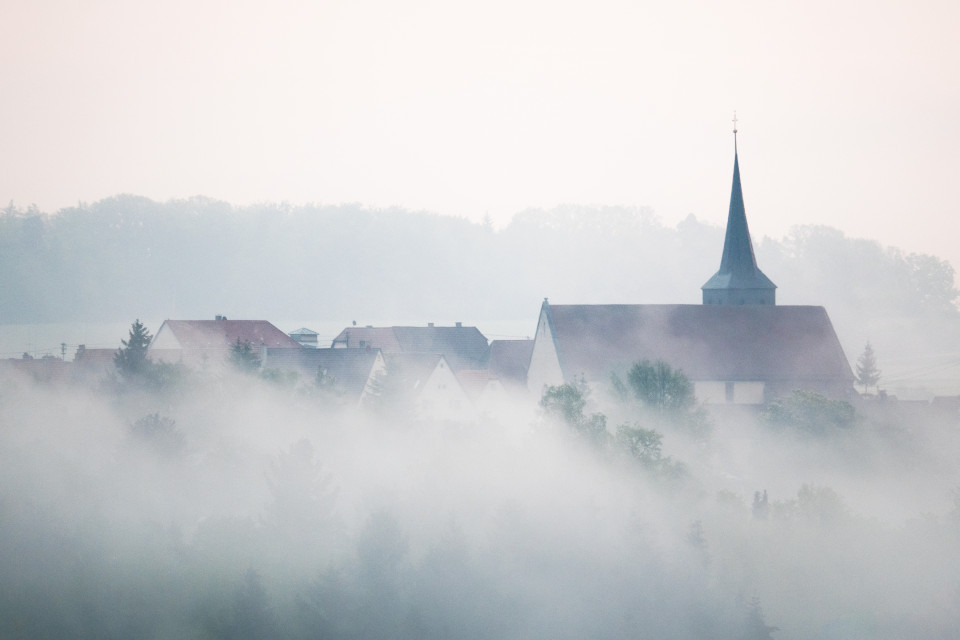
[
  {"left": 543, "top": 303, "right": 853, "bottom": 384},
  {"left": 702, "top": 143, "right": 776, "bottom": 292}
]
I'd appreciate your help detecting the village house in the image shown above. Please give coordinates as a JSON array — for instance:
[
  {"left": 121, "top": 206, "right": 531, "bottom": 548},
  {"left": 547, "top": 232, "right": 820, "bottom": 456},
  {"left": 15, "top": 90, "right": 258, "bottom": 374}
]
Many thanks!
[
  {"left": 72, "top": 345, "right": 119, "bottom": 384},
  {"left": 148, "top": 316, "right": 302, "bottom": 369},
  {"left": 1, "top": 354, "right": 73, "bottom": 385},
  {"left": 379, "top": 352, "right": 476, "bottom": 422},
  {"left": 526, "top": 133, "right": 855, "bottom": 405},
  {"left": 330, "top": 323, "right": 490, "bottom": 372},
  {"left": 288, "top": 327, "right": 319, "bottom": 348},
  {"left": 260, "top": 346, "right": 386, "bottom": 405},
  {"left": 327, "top": 323, "right": 500, "bottom": 420}
]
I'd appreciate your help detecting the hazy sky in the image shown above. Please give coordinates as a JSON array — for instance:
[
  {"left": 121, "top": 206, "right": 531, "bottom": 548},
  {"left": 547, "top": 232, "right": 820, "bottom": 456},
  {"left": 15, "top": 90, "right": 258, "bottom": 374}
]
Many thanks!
[{"left": 3, "top": 0, "right": 959, "bottom": 267}]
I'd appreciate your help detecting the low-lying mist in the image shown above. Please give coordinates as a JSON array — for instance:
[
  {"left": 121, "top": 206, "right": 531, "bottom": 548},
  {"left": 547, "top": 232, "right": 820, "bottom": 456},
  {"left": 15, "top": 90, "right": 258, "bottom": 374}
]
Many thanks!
[{"left": 2, "top": 368, "right": 959, "bottom": 639}]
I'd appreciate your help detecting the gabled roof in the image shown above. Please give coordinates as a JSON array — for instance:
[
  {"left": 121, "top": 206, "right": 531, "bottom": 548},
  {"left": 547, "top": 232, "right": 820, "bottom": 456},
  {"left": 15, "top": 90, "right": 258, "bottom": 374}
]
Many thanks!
[
  {"left": 544, "top": 303, "right": 853, "bottom": 384},
  {"left": 331, "top": 325, "right": 489, "bottom": 371},
  {"left": 382, "top": 352, "right": 447, "bottom": 390},
  {"left": 455, "top": 369, "right": 499, "bottom": 400},
  {"left": 155, "top": 319, "right": 302, "bottom": 350},
  {"left": 702, "top": 144, "right": 776, "bottom": 292},
  {"left": 488, "top": 339, "right": 535, "bottom": 385},
  {"left": 262, "top": 347, "right": 381, "bottom": 397},
  {"left": 289, "top": 328, "right": 318, "bottom": 337}
]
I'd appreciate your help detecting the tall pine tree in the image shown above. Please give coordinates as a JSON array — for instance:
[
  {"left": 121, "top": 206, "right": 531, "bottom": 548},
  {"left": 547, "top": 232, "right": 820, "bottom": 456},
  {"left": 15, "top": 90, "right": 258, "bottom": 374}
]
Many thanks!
[
  {"left": 855, "top": 341, "right": 881, "bottom": 394},
  {"left": 114, "top": 319, "right": 153, "bottom": 378}
]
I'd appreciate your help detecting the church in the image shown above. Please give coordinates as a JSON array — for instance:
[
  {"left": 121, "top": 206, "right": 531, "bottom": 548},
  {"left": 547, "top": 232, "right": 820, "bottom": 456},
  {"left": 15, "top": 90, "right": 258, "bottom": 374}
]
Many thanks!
[{"left": 526, "top": 131, "right": 855, "bottom": 405}]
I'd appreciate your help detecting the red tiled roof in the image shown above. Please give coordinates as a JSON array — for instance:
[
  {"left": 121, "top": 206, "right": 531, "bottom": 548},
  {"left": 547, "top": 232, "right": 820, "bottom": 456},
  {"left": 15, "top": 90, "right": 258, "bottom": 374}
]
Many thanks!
[{"left": 157, "top": 320, "right": 301, "bottom": 350}]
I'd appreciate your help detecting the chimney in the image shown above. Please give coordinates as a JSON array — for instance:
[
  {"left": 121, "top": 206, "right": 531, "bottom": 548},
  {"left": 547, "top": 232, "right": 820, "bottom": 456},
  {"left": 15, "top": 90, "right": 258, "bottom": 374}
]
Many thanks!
[
  {"left": 428, "top": 322, "right": 434, "bottom": 328},
  {"left": 455, "top": 322, "right": 462, "bottom": 328}
]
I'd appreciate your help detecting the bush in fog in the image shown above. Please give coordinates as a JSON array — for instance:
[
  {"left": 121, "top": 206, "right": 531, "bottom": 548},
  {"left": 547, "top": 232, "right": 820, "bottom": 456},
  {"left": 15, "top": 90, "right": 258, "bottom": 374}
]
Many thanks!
[
  {"left": 612, "top": 359, "right": 711, "bottom": 437},
  {"left": 762, "top": 390, "right": 856, "bottom": 434}
]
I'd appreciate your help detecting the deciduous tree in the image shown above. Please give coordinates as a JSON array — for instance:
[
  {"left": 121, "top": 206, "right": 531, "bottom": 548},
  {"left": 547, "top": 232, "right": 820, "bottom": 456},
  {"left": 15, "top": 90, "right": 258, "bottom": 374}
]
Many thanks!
[
  {"left": 229, "top": 338, "right": 261, "bottom": 373},
  {"left": 540, "top": 382, "right": 609, "bottom": 446}
]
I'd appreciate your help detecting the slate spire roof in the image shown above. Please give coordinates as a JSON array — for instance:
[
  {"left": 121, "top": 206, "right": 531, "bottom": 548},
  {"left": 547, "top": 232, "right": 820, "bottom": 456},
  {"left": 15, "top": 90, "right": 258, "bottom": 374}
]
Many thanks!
[{"left": 702, "top": 130, "right": 777, "bottom": 305}]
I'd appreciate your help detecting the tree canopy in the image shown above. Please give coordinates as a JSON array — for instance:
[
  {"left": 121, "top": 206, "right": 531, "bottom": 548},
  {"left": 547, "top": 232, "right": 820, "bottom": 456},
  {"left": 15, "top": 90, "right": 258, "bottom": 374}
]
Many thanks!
[
  {"left": 229, "top": 338, "right": 262, "bottom": 373},
  {"left": 626, "top": 359, "right": 696, "bottom": 413},
  {"left": 615, "top": 359, "right": 710, "bottom": 436},
  {"left": 114, "top": 319, "right": 152, "bottom": 379}
]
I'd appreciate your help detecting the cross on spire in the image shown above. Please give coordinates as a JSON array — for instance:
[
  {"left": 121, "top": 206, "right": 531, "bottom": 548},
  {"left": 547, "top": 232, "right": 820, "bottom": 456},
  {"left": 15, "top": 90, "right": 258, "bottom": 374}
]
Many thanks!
[{"left": 732, "top": 111, "right": 738, "bottom": 134}]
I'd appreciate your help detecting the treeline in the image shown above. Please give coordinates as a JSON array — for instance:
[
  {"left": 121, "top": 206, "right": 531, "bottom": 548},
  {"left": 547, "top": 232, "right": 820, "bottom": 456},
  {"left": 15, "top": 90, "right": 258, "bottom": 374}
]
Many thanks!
[{"left": 1, "top": 196, "right": 957, "bottom": 340}]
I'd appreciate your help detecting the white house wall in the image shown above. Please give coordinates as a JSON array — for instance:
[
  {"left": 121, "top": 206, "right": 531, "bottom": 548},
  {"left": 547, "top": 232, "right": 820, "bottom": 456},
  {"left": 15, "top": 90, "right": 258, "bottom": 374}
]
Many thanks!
[
  {"left": 147, "top": 323, "right": 184, "bottom": 364},
  {"left": 694, "top": 380, "right": 766, "bottom": 405},
  {"left": 526, "top": 308, "right": 564, "bottom": 395},
  {"left": 149, "top": 324, "right": 181, "bottom": 351},
  {"left": 360, "top": 352, "right": 388, "bottom": 403},
  {"left": 416, "top": 358, "right": 475, "bottom": 422}
]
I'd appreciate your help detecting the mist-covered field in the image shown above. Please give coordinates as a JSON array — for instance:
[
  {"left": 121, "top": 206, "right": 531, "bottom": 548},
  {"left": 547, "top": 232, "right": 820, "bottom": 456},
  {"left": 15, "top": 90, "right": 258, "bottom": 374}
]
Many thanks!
[{"left": 2, "top": 364, "right": 958, "bottom": 640}]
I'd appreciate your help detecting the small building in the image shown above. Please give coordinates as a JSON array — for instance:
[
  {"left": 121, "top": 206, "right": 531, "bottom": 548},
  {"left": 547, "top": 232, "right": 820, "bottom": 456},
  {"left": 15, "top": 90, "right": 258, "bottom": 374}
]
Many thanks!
[
  {"left": 381, "top": 352, "right": 476, "bottom": 422},
  {"left": 261, "top": 346, "right": 386, "bottom": 404},
  {"left": 72, "top": 345, "right": 119, "bottom": 383},
  {"left": 1, "top": 355, "right": 73, "bottom": 385},
  {"left": 330, "top": 323, "right": 490, "bottom": 372},
  {"left": 148, "top": 317, "right": 302, "bottom": 369},
  {"left": 288, "top": 327, "right": 319, "bottom": 348}
]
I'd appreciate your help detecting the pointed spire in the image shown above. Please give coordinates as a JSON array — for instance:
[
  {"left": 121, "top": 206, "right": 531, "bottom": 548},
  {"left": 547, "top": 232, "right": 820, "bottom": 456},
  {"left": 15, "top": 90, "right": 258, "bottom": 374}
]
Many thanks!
[
  {"left": 717, "top": 146, "right": 759, "bottom": 275},
  {"left": 702, "top": 120, "right": 777, "bottom": 305}
]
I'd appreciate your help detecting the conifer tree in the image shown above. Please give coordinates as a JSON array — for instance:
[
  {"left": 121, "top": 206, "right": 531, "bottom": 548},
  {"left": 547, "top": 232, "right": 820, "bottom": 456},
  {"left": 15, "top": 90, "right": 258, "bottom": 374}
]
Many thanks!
[
  {"left": 855, "top": 341, "right": 881, "bottom": 394},
  {"left": 114, "top": 319, "right": 153, "bottom": 378}
]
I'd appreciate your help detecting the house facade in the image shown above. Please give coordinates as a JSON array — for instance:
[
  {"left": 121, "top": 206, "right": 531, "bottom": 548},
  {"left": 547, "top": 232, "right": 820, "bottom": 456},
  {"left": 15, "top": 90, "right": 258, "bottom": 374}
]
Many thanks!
[
  {"left": 330, "top": 323, "right": 490, "bottom": 372},
  {"left": 148, "top": 317, "right": 302, "bottom": 369},
  {"left": 261, "top": 346, "right": 386, "bottom": 404}
]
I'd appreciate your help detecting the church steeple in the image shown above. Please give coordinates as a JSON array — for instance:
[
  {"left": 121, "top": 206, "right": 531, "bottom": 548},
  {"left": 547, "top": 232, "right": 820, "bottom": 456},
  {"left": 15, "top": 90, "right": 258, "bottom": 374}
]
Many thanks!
[{"left": 702, "top": 120, "right": 777, "bottom": 305}]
